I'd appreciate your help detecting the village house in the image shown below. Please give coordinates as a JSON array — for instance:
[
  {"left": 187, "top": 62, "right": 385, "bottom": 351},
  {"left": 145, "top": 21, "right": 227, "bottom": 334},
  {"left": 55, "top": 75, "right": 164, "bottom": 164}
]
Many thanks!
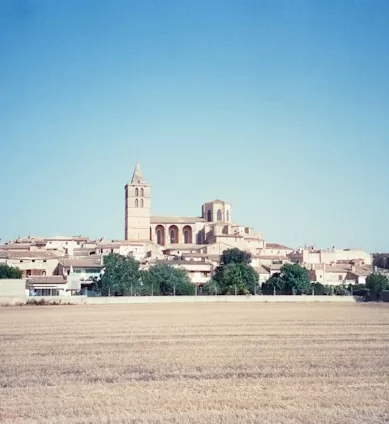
[{"left": 0, "top": 250, "right": 59, "bottom": 278}]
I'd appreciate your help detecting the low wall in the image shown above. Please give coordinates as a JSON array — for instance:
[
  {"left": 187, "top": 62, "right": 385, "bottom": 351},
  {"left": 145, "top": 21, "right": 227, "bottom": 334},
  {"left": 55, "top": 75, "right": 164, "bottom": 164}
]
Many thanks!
[
  {"left": 0, "top": 279, "right": 26, "bottom": 297},
  {"left": 0, "top": 296, "right": 27, "bottom": 306},
  {"left": 86, "top": 295, "right": 357, "bottom": 305},
  {"left": 0, "top": 295, "right": 357, "bottom": 306}
]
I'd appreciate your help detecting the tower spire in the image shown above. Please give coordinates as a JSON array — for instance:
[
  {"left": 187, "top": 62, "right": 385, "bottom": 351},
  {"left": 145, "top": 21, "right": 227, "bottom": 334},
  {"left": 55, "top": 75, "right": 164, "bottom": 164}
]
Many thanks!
[{"left": 131, "top": 162, "right": 144, "bottom": 184}]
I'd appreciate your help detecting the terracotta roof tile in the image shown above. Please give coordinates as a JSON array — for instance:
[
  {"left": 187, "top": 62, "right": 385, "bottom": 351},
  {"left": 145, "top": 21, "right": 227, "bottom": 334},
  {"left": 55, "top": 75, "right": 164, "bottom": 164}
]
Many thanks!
[
  {"left": 265, "top": 243, "right": 292, "bottom": 250},
  {"left": 2, "top": 251, "right": 58, "bottom": 260},
  {"left": 27, "top": 276, "right": 67, "bottom": 284},
  {"left": 59, "top": 258, "right": 103, "bottom": 268}
]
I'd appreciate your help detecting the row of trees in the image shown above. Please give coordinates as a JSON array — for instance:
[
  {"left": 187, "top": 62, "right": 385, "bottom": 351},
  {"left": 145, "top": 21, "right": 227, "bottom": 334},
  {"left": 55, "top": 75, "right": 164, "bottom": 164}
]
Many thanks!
[
  {"left": 90, "top": 254, "right": 195, "bottom": 296},
  {"left": 90, "top": 249, "right": 261, "bottom": 297}
]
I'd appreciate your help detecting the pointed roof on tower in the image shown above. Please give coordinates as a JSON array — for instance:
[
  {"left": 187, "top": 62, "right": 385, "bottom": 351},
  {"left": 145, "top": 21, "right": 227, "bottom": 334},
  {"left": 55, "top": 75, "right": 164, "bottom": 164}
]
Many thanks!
[{"left": 130, "top": 162, "right": 145, "bottom": 184}]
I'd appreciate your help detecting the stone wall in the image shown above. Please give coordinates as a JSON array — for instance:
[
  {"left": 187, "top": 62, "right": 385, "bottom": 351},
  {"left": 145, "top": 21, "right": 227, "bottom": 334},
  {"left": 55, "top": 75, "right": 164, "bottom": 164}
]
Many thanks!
[{"left": 86, "top": 295, "right": 357, "bottom": 305}]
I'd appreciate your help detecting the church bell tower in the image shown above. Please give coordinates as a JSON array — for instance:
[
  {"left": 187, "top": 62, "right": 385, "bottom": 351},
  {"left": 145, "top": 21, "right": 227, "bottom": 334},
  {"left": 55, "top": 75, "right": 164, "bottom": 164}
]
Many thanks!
[{"left": 124, "top": 163, "right": 151, "bottom": 241}]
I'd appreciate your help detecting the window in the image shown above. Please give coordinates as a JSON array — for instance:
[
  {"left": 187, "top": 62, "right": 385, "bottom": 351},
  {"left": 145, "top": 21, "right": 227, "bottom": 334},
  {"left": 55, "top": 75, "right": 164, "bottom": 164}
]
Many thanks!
[
  {"left": 217, "top": 209, "right": 222, "bottom": 221},
  {"left": 207, "top": 210, "right": 212, "bottom": 222},
  {"left": 140, "top": 188, "right": 144, "bottom": 197},
  {"left": 140, "top": 198, "right": 144, "bottom": 208},
  {"left": 36, "top": 288, "right": 59, "bottom": 296},
  {"left": 183, "top": 226, "right": 192, "bottom": 244},
  {"left": 135, "top": 199, "right": 139, "bottom": 207},
  {"left": 226, "top": 210, "right": 230, "bottom": 221},
  {"left": 169, "top": 226, "right": 179, "bottom": 244},
  {"left": 155, "top": 226, "right": 165, "bottom": 245},
  {"left": 338, "top": 275, "right": 343, "bottom": 281},
  {"left": 135, "top": 188, "right": 139, "bottom": 196},
  {"left": 32, "top": 260, "right": 35, "bottom": 263}
]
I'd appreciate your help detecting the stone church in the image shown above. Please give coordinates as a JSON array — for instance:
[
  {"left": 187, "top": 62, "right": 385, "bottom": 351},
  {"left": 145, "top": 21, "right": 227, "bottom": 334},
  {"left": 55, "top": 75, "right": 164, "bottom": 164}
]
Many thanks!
[{"left": 125, "top": 163, "right": 265, "bottom": 254}]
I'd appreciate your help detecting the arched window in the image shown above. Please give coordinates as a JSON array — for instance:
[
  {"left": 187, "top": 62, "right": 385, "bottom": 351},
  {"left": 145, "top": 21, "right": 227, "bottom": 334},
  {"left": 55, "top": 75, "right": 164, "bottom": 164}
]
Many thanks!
[
  {"left": 207, "top": 210, "right": 212, "bottom": 222},
  {"left": 183, "top": 226, "right": 192, "bottom": 244},
  {"left": 169, "top": 225, "right": 179, "bottom": 244},
  {"left": 140, "top": 198, "right": 144, "bottom": 208},
  {"left": 226, "top": 210, "right": 230, "bottom": 222},
  {"left": 217, "top": 209, "right": 222, "bottom": 221},
  {"left": 155, "top": 226, "right": 165, "bottom": 245},
  {"left": 135, "top": 199, "right": 139, "bottom": 207},
  {"left": 135, "top": 188, "right": 139, "bottom": 197},
  {"left": 140, "top": 188, "right": 144, "bottom": 197}
]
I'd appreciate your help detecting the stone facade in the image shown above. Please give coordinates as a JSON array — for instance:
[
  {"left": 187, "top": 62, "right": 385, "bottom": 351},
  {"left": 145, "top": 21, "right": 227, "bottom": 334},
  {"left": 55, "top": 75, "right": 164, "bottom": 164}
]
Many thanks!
[{"left": 124, "top": 163, "right": 151, "bottom": 241}]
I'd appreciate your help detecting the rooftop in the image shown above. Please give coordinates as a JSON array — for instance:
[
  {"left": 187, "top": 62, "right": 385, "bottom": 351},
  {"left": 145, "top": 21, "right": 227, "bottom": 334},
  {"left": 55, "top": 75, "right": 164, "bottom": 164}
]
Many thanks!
[
  {"left": 254, "top": 265, "right": 270, "bottom": 274},
  {"left": 151, "top": 216, "right": 206, "bottom": 224},
  {"left": 265, "top": 243, "right": 293, "bottom": 250},
  {"left": 0, "top": 251, "right": 58, "bottom": 260},
  {"left": 59, "top": 258, "right": 103, "bottom": 268},
  {"left": 155, "top": 259, "right": 213, "bottom": 268},
  {"left": 130, "top": 162, "right": 146, "bottom": 185},
  {"left": 204, "top": 199, "right": 230, "bottom": 205},
  {"left": 0, "top": 243, "right": 32, "bottom": 250},
  {"left": 27, "top": 276, "right": 67, "bottom": 285}
]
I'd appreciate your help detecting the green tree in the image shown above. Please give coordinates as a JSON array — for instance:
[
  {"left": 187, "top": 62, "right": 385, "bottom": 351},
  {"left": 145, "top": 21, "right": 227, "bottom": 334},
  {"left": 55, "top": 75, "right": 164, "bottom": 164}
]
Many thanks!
[
  {"left": 311, "top": 282, "right": 327, "bottom": 295},
  {"left": 204, "top": 248, "right": 259, "bottom": 295},
  {"left": 0, "top": 264, "right": 23, "bottom": 279},
  {"left": 220, "top": 248, "right": 252, "bottom": 265},
  {"left": 200, "top": 279, "right": 221, "bottom": 295},
  {"left": 281, "top": 263, "right": 311, "bottom": 294},
  {"left": 95, "top": 253, "right": 141, "bottom": 296},
  {"left": 366, "top": 273, "right": 389, "bottom": 300},
  {"left": 347, "top": 283, "right": 369, "bottom": 297},
  {"left": 262, "top": 263, "right": 310, "bottom": 295},
  {"left": 142, "top": 262, "right": 195, "bottom": 296},
  {"left": 261, "top": 273, "right": 284, "bottom": 294}
]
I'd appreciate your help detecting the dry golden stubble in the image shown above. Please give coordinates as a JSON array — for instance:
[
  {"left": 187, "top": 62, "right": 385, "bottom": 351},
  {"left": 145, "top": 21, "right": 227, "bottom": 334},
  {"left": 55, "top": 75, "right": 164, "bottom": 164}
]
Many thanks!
[{"left": 0, "top": 303, "right": 388, "bottom": 423}]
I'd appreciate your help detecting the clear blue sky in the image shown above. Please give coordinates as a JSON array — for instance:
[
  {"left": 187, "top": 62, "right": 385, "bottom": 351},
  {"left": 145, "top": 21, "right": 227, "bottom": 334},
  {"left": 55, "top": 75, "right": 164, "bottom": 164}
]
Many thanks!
[{"left": 1, "top": 0, "right": 388, "bottom": 252}]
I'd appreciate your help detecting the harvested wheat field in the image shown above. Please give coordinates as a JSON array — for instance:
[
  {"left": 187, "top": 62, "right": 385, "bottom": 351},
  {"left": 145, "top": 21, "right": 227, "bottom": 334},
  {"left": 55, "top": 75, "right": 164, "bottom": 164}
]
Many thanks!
[{"left": 1, "top": 303, "right": 389, "bottom": 424}]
